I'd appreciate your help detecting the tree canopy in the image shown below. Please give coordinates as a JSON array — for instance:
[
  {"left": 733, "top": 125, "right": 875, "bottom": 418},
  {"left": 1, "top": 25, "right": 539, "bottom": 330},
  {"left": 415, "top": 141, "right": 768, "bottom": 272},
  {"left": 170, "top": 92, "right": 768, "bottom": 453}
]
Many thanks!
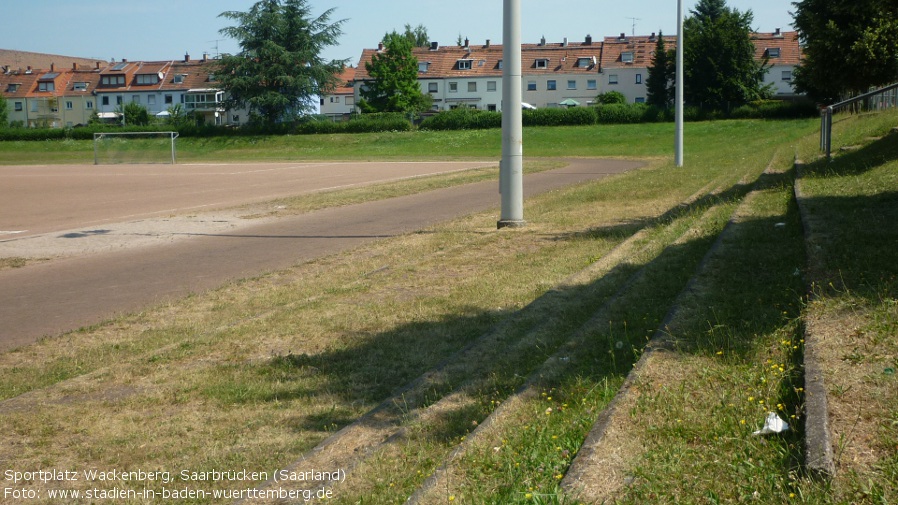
[
  {"left": 646, "top": 31, "right": 675, "bottom": 108},
  {"left": 358, "top": 31, "right": 432, "bottom": 114},
  {"left": 216, "top": 0, "right": 347, "bottom": 125},
  {"left": 684, "top": 0, "right": 771, "bottom": 109},
  {"left": 403, "top": 24, "right": 430, "bottom": 48},
  {"left": 792, "top": 0, "right": 898, "bottom": 103}
]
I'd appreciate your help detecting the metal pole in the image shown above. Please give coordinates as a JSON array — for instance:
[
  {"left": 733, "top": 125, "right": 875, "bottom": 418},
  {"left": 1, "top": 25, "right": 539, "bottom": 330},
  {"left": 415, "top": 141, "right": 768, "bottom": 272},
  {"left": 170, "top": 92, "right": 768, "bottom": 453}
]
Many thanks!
[
  {"left": 674, "top": 0, "right": 684, "bottom": 167},
  {"left": 499, "top": 0, "right": 525, "bottom": 228}
]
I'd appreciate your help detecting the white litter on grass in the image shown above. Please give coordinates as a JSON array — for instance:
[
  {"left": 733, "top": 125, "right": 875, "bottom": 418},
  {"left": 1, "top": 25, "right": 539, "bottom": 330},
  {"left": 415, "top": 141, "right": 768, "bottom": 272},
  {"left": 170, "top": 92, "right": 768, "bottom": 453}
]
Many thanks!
[{"left": 753, "top": 412, "right": 790, "bottom": 436}]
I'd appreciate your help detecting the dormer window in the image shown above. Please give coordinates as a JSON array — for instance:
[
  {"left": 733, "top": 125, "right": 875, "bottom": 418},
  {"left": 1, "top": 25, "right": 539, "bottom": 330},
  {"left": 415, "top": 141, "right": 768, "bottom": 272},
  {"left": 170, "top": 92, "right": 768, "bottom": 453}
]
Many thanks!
[
  {"left": 577, "top": 57, "right": 594, "bottom": 68},
  {"left": 174, "top": 74, "right": 187, "bottom": 84},
  {"left": 766, "top": 47, "right": 781, "bottom": 58},
  {"left": 535, "top": 58, "right": 549, "bottom": 69},
  {"left": 135, "top": 74, "right": 160, "bottom": 85},
  {"left": 457, "top": 59, "right": 473, "bottom": 70},
  {"left": 6, "top": 83, "right": 20, "bottom": 93},
  {"left": 621, "top": 52, "right": 635, "bottom": 63},
  {"left": 418, "top": 61, "right": 431, "bottom": 73},
  {"left": 73, "top": 82, "right": 88, "bottom": 91},
  {"left": 101, "top": 75, "right": 126, "bottom": 86}
]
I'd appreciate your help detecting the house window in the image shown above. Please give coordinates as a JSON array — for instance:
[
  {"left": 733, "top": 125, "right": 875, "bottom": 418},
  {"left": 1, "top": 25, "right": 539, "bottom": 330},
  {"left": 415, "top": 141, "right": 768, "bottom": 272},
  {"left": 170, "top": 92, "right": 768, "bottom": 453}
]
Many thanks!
[
  {"left": 621, "top": 52, "right": 634, "bottom": 63},
  {"left": 458, "top": 59, "right": 473, "bottom": 70},
  {"left": 38, "top": 81, "right": 55, "bottom": 92},
  {"left": 102, "top": 96, "right": 110, "bottom": 106},
  {"left": 66, "top": 101, "right": 74, "bottom": 110},
  {"left": 148, "top": 95, "right": 156, "bottom": 105},
  {"left": 468, "top": 82, "right": 477, "bottom": 92},
  {"left": 136, "top": 74, "right": 159, "bottom": 85},
  {"left": 428, "top": 82, "right": 438, "bottom": 93},
  {"left": 577, "top": 57, "right": 593, "bottom": 67},
  {"left": 535, "top": 59, "right": 549, "bottom": 69},
  {"left": 73, "top": 82, "right": 88, "bottom": 91},
  {"left": 635, "top": 97, "right": 646, "bottom": 103},
  {"left": 165, "top": 95, "right": 173, "bottom": 104},
  {"left": 174, "top": 74, "right": 186, "bottom": 84},
  {"left": 487, "top": 81, "right": 497, "bottom": 92},
  {"left": 587, "top": 79, "right": 597, "bottom": 90},
  {"left": 418, "top": 62, "right": 430, "bottom": 73},
  {"left": 132, "top": 95, "right": 140, "bottom": 103},
  {"left": 609, "top": 74, "right": 619, "bottom": 85},
  {"left": 346, "top": 96, "right": 355, "bottom": 105},
  {"left": 117, "top": 96, "right": 123, "bottom": 105},
  {"left": 31, "top": 101, "right": 38, "bottom": 112},
  {"left": 6, "top": 83, "right": 19, "bottom": 92},
  {"left": 449, "top": 82, "right": 458, "bottom": 93},
  {"left": 782, "top": 70, "right": 792, "bottom": 81},
  {"left": 547, "top": 80, "right": 557, "bottom": 91},
  {"left": 487, "top": 104, "right": 497, "bottom": 112},
  {"left": 767, "top": 48, "right": 781, "bottom": 58},
  {"left": 14, "top": 102, "right": 22, "bottom": 111},
  {"left": 497, "top": 60, "right": 503, "bottom": 69},
  {"left": 635, "top": 74, "right": 643, "bottom": 84},
  {"left": 567, "top": 80, "right": 577, "bottom": 90},
  {"left": 527, "top": 81, "right": 537, "bottom": 91},
  {"left": 101, "top": 75, "right": 125, "bottom": 86},
  {"left": 86, "top": 101, "right": 93, "bottom": 109}
]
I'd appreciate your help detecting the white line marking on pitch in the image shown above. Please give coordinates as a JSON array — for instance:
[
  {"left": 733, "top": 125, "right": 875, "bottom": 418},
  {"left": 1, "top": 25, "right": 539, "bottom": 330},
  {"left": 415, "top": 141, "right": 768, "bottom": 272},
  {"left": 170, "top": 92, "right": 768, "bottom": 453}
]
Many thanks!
[{"left": 0, "top": 231, "right": 27, "bottom": 235}]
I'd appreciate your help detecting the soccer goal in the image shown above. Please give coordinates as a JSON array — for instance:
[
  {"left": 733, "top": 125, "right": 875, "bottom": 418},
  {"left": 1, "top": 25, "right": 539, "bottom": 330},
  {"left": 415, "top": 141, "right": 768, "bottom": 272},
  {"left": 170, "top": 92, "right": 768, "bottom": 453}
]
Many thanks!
[{"left": 93, "top": 131, "right": 179, "bottom": 165}]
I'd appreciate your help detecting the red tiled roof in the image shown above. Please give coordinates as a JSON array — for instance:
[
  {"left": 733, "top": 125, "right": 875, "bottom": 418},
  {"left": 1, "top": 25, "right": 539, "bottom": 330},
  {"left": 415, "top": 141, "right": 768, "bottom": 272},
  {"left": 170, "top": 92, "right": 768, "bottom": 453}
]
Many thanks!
[
  {"left": 751, "top": 31, "right": 802, "bottom": 66},
  {"left": 0, "top": 49, "right": 106, "bottom": 72}
]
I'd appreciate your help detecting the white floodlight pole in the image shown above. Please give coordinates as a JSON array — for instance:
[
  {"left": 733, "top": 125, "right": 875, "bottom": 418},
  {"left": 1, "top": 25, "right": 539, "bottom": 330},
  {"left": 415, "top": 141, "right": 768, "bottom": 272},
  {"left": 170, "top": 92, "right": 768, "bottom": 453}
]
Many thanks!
[
  {"left": 499, "top": 0, "right": 525, "bottom": 228},
  {"left": 675, "top": 0, "right": 684, "bottom": 167}
]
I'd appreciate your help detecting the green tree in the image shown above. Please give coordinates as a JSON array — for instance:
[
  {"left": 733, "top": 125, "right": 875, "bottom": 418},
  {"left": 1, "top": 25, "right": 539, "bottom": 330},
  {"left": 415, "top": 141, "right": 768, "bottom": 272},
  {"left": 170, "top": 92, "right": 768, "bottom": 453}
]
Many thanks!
[
  {"left": 403, "top": 24, "right": 430, "bottom": 48},
  {"left": 684, "top": 0, "right": 771, "bottom": 110},
  {"left": 216, "top": 0, "right": 347, "bottom": 125},
  {"left": 358, "top": 31, "right": 432, "bottom": 113},
  {"left": 121, "top": 102, "right": 151, "bottom": 126},
  {"left": 0, "top": 97, "right": 8, "bottom": 127},
  {"left": 646, "top": 31, "right": 675, "bottom": 108},
  {"left": 595, "top": 91, "right": 628, "bottom": 105},
  {"left": 792, "top": 0, "right": 898, "bottom": 103}
]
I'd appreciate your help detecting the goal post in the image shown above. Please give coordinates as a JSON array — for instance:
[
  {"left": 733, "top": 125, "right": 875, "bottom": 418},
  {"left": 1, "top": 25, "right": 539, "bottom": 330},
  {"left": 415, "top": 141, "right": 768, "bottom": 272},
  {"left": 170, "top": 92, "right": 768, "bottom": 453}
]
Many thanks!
[{"left": 93, "top": 131, "right": 179, "bottom": 165}]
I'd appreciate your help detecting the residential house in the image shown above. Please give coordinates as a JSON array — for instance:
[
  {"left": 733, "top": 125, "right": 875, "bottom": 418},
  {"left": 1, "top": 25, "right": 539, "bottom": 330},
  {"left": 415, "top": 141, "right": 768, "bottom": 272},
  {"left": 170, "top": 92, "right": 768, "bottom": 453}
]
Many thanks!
[
  {"left": 320, "top": 66, "right": 356, "bottom": 120},
  {"left": 348, "top": 30, "right": 803, "bottom": 110},
  {"left": 1, "top": 62, "right": 104, "bottom": 127},
  {"left": 353, "top": 36, "right": 602, "bottom": 112},
  {"left": 600, "top": 33, "right": 677, "bottom": 104},
  {"left": 752, "top": 29, "right": 803, "bottom": 98}
]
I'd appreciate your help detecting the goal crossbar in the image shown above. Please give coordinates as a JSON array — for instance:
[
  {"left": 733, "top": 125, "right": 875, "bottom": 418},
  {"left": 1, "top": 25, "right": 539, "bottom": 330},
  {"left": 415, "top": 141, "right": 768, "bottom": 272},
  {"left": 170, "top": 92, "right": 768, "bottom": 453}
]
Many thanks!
[{"left": 93, "top": 131, "right": 180, "bottom": 165}]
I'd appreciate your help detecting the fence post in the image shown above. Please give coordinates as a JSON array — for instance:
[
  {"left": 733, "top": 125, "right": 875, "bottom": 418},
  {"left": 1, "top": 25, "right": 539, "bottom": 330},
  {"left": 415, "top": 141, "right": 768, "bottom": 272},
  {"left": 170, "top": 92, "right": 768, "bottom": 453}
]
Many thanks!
[{"left": 825, "top": 106, "right": 833, "bottom": 159}]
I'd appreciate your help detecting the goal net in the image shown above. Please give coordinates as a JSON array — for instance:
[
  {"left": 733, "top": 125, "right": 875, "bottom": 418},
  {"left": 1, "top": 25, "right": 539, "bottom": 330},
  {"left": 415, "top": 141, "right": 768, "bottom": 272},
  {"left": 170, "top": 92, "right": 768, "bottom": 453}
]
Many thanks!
[{"left": 93, "top": 131, "right": 179, "bottom": 165}]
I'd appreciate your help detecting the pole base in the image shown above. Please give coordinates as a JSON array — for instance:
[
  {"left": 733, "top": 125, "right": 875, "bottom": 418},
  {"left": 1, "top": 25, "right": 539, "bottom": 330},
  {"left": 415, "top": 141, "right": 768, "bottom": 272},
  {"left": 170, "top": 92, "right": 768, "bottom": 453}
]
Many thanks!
[{"left": 497, "top": 219, "right": 526, "bottom": 229}]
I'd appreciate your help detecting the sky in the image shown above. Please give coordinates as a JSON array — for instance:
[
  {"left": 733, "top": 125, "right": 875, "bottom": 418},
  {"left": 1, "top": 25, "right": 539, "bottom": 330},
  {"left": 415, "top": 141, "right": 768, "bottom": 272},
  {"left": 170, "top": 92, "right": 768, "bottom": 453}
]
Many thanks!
[{"left": 1, "top": 0, "right": 796, "bottom": 66}]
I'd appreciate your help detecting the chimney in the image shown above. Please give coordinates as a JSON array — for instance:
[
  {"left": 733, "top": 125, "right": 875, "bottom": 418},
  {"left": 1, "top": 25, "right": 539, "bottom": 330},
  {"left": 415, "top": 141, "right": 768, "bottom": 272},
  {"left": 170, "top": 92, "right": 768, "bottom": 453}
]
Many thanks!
[
  {"left": 96, "top": 62, "right": 101, "bottom": 70},
  {"left": 26, "top": 66, "right": 32, "bottom": 74},
  {"left": 485, "top": 39, "right": 491, "bottom": 48},
  {"left": 430, "top": 41, "right": 439, "bottom": 51},
  {"left": 650, "top": 32, "right": 657, "bottom": 41},
  {"left": 73, "top": 62, "right": 78, "bottom": 70},
  {"left": 377, "top": 42, "right": 384, "bottom": 51},
  {"left": 184, "top": 53, "right": 190, "bottom": 62},
  {"left": 50, "top": 63, "right": 55, "bottom": 72},
  {"left": 122, "top": 58, "right": 128, "bottom": 63},
  {"left": 540, "top": 36, "right": 546, "bottom": 46},
  {"left": 774, "top": 27, "right": 782, "bottom": 37},
  {"left": 203, "top": 53, "right": 209, "bottom": 62},
  {"left": 619, "top": 33, "right": 626, "bottom": 41},
  {"left": 464, "top": 37, "right": 469, "bottom": 48},
  {"left": 585, "top": 34, "right": 593, "bottom": 45},
  {"left": 562, "top": 37, "right": 568, "bottom": 47}
]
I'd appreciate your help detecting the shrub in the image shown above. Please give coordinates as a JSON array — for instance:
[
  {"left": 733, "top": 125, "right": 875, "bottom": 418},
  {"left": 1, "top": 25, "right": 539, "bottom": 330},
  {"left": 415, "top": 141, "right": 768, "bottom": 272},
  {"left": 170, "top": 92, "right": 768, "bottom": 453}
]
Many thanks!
[
  {"left": 595, "top": 91, "right": 628, "bottom": 105},
  {"left": 594, "top": 103, "right": 657, "bottom": 124},
  {"left": 523, "top": 107, "right": 598, "bottom": 127},
  {"left": 420, "top": 108, "right": 502, "bottom": 131}
]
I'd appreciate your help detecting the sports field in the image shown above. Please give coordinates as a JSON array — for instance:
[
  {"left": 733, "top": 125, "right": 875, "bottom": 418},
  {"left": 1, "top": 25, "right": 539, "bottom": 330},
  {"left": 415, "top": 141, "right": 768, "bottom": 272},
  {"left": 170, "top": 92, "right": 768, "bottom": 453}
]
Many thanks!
[{"left": 0, "top": 116, "right": 895, "bottom": 504}]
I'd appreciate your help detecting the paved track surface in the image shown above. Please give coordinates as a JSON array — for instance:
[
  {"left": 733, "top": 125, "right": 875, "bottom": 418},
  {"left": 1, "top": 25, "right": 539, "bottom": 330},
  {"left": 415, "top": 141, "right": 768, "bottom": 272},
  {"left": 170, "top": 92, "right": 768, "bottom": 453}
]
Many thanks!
[{"left": 0, "top": 159, "right": 641, "bottom": 350}]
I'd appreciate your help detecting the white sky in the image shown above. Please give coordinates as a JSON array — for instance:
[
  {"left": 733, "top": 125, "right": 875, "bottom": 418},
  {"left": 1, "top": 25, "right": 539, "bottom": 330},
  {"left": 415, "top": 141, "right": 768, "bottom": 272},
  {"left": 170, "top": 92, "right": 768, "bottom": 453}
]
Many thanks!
[{"left": 1, "top": 0, "right": 795, "bottom": 65}]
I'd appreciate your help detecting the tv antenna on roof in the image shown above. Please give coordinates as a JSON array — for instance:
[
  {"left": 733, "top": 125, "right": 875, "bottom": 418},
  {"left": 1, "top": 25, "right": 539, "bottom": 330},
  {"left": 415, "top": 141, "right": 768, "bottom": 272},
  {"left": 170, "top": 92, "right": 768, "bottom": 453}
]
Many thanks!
[
  {"left": 207, "top": 39, "right": 226, "bottom": 59},
  {"left": 626, "top": 17, "right": 642, "bottom": 36}
]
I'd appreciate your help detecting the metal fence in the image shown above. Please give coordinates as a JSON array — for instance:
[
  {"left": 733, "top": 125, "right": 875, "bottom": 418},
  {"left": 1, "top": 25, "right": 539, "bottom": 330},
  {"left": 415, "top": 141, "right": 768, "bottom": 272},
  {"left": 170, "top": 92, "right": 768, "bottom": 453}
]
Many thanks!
[{"left": 820, "top": 82, "right": 898, "bottom": 158}]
